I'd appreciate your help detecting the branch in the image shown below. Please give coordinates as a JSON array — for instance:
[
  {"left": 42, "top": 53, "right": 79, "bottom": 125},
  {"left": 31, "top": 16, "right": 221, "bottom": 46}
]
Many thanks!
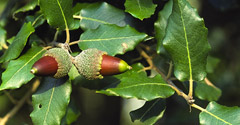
[
  {"left": 136, "top": 46, "right": 194, "bottom": 104},
  {"left": 0, "top": 79, "right": 40, "bottom": 125},
  {"left": 69, "top": 40, "right": 81, "bottom": 46},
  {"left": 3, "top": 91, "right": 17, "bottom": 104}
]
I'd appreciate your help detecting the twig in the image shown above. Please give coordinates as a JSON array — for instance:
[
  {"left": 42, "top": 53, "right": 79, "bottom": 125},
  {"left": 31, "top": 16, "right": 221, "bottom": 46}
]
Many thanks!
[
  {"left": 204, "top": 78, "right": 217, "bottom": 89},
  {"left": 69, "top": 40, "right": 81, "bottom": 46},
  {"left": 188, "top": 79, "right": 194, "bottom": 99},
  {"left": 73, "top": 15, "right": 82, "bottom": 20},
  {"left": 0, "top": 79, "right": 40, "bottom": 125},
  {"left": 53, "top": 30, "right": 59, "bottom": 42},
  {"left": 166, "top": 61, "right": 173, "bottom": 80},
  {"left": 32, "top": 14, "right": 43, "bottom": 27},
  {"left": 3, "top": 91, "right": 17, "bottom": 104},
  {"left": 136, "top": 46, "right": 194, "bottom": 104}
]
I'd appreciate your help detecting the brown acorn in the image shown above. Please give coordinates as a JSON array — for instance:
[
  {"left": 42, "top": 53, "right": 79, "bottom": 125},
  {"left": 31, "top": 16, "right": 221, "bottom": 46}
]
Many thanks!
[
  {"left": 31, "top": 48, "right": 72, "bottom": 78},
  {"left": 73, "top": 48, "right": 131, "bottom": 80}
]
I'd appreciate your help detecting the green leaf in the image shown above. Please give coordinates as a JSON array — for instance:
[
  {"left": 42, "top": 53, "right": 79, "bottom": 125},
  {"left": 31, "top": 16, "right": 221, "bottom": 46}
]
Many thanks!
[
  {"left": 13, "top": 0, "right": 38, "bottom": 20},
  {"left": 199, "top": 101, "right": 240, "bottom": 125},
  {"left": 39, "top": 0, "right": 75, "bottom": 30},
  {"left": 124, "top": 0, "right": 157, "bottom": 20},
  {"left": 25, "top": 14, "right": 46, "bottom": 28},
  {"left": 61, "top": 100, "right": 80, "bottom": 125},
  {"left": 206, "top": 56, "right": 220, "bottom": 73},
  {"left": 79, "top": 24, "right": 148, "bottom": 56},
  {"left": 130, "top": 99, "right": 166, "bottom": 124},
  {"left": 73, "top": 3, "right": 91, "bottom": 14},
  {"left": 0, "top": 46, "right": 46, "bottom": 91},
  {"left": 31, "top": 77, "right": 72, "bottom": 125},
  {"left": 97, "top": 63, "right": 175, "bottom": 101},
  {"left": 0, "top": 22, "right": 35, "bottom": 63},
  {"left": 0, "top": 26, "right": 7, "bottom": 50},
  {"left": 154, "top": 0, "right": 173, "bottom": 54},
  {"left": 162, "top": 0, "right": 211, "bottom": 81},
  {"left": 195, "top": 81, "right": 221, "bottom": 101},
  {"left": 79, "top": 2, "right": 126, "bottom": 30}
]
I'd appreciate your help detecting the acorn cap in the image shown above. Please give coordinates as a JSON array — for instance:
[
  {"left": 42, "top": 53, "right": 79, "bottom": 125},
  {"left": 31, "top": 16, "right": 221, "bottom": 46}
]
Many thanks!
[
  {"left": 31, "top": 48, "right": 72, "bottom": 78},
  {"left": 74, "top": 48, "right": 131, "bottom": 80},
  {"left": 74, "top": 48, "right": 106, "bottom": 80}
]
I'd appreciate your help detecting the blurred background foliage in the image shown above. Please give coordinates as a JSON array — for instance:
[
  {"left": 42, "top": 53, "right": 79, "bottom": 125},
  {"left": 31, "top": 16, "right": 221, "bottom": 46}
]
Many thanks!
[{"left": 0, "top": 0, "right": 240, "bottom": 124}]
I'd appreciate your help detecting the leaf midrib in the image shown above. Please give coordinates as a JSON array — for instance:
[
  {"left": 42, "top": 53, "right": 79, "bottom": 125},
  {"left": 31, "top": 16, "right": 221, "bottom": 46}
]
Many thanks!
[
  {"left": 81, "top": 35, "right": 145, "bottom": 42},
  {"left": 178, "top": 1, "right": 193, "bottom": 81},
  {"left": 43, "top": 84, "right": 56, "bottom": 124},
  {"left": 109, "top": 82, "right": 171, "bottom": 90}
]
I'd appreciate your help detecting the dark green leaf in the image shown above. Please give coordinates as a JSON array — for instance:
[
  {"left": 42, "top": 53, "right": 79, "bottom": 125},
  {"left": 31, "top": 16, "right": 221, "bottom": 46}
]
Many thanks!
[
  {"left": 39, "top": 0, "right": 75, "bottom": 30},
  {"left": 0, "top": 46, "right": 46, "bottom": 91},
  {"left": 154, "top": 0, "right": 173, "bottom": 54},
  {"left": 25, "top": 14, "right": 46, "bottom": 28},
  {"left": 97, "top": 63, "right": 175, "bottom": 101},
  {"left": 79, "top": 24, "right": 148, "bottom": 56},
  {"left": 61, "top": 100, "right": 80, "bottom": 125},
  {"left": 130, "top": 99, "right": 166, "bottom": 124},
  {"left": 72, "top": 3, "right": 91, "bottom": 14},
  {"left": 13, "top": 0, "right": 38, "bottom": 20},
  {"left": 163, "top": 0, "right": 211, "bottom": 81},
  {"left": 31, "top": 77, "right": 72, "bottom": 125},
  {"left": 124, "top": 0, "right": 157, "bottom": 20},
  {"left": 0, "top": 22, "right": 35, "bottom": 63},
  {"left": 206, "top": 56, "right": 220, "bottom": 73},
  {"left": 0, "top": 26, "right": 7, "bottom": 50},
  {"left": 79, "top": 2, "right": 126, "bottom": 30},
  {"left": 199, "top": 101, "right": 240, "bottom": 125},
  {"left": 195, "top": 81, "right": 221, "bottom": 101}
]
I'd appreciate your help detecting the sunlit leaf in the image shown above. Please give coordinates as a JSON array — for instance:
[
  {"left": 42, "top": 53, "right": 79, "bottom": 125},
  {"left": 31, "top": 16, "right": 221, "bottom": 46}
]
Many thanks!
[
  {"left": 0, "top": 26, "right": 7, "bottom": 50},
  {"left": 195, "top": 81, "right": 221, "bottom": 101},
  {"left": 154, "top": 0, "right": 173, "bottom": 54},
  {"left": 199, "top": 102, "right": 240, "bottom": 125},
  {"left": 97, "top": 63, "right": 175, "bottom": 101},
  {"left": 163, "top": 0, "right": 211, "bottom": 81},
  {"left": 39, "top": 0, "right": 76, "bottom": 30},
  {"left": 79, "top": 24, "right": 148, "bottom": 56},
  {"left": 124, "top": 0, "right": 157, "bottom": 20},
  {"left": 79, "top": 2, "right": 126, "bottom": 30},
  {"left": 31, "top": 77, "right": 72, "bottom": 125},
  {"left": 13, "top": 0, "right": 38, "bottom": 20},
  {"left": 0, "top": 46, "right": 46, "bottom": 90},
  {"left": 0, "top": 22, "right": 35, "bottom": 63}
]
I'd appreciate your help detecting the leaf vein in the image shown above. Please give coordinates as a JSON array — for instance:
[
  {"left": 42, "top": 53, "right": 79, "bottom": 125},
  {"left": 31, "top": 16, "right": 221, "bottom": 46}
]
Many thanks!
[
  {"left": 43, "top": 84, "right": 56, "bottom": 124},
  {"left": 3, "top": 48, "right": 45, "bottom": 86},
  {"left": 178, "top": 2, "right": 193, "bottom": 81}
]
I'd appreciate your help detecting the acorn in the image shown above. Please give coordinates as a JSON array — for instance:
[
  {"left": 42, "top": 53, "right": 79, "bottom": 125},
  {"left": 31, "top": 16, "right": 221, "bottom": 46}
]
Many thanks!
[
  {"left": 30, "top": 48, "right": 72, "bottom": 78},
  {"left": 73, "top": 48, "right": 131, "bottom": 80}
]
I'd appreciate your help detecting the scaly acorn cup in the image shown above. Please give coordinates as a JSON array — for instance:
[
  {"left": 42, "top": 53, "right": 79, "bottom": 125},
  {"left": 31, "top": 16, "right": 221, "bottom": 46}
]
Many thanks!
[
  {"left": 30, "top": 48, "right": 72, "bottom": 78},
  {"left": 73, "top": 48, "right": 131, "bottom": 80}
]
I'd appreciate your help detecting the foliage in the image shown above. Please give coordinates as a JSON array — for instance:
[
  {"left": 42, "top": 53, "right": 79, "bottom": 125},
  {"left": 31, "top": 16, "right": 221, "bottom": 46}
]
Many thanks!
[{"left": 0, "top": 0, "right": 239, "bottom": 124}]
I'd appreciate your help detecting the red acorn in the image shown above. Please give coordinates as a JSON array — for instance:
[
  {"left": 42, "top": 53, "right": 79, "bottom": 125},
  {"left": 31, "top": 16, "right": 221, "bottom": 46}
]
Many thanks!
[
  {"left": 31, "top": 48, "right": 72, "bottom": 78},
  {"left": 73, "top": 48, "right": 131, "bottom": 80}
]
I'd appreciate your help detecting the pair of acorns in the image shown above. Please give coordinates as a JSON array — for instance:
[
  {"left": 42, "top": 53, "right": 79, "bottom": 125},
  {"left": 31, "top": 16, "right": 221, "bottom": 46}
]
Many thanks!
[{"left": 30, "top": 48, "right": 132, "bottom": 80}]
